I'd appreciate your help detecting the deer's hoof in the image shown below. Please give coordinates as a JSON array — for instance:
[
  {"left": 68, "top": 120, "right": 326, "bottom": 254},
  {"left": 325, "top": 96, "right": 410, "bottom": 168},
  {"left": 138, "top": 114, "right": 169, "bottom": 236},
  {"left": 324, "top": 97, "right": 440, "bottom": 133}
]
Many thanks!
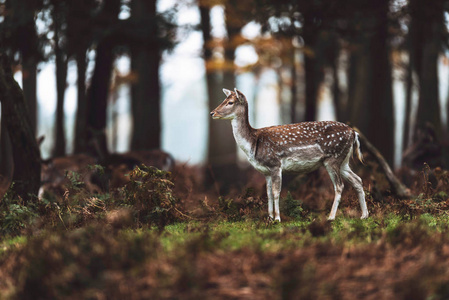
[{"left": 267, "top": 216, "right": 280, "bottom": 224}]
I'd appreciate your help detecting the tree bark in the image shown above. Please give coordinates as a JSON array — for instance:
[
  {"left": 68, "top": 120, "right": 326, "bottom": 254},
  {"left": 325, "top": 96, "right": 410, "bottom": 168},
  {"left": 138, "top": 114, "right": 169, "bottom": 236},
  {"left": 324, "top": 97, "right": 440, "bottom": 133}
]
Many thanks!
[
  {"left": 402, "top": 57, "right": 413, "bottom": 151},
  {"left": 348, "top": 0, "right": 394, "bottom": 166},
  {"left": 86, "top": 39, "right": 114, "bottom": 158},
  {"left": 130, "top": 0, "right": 161, "bottom": 151},
  {"left": 415, "top": 27, "right": 441, "bottom": 137},
  {"left": 302, "top": 13, "right": 324, "bottom": 122},
  {"left": 290, "top": 49, "right": 300, "bottom": 123},
  {"left": 200, "top": 4, "right": 240, "bottom": 191},
  {"left": 0, "top": 53, "right": 41, "bottom": 202},
  {"left": 21, "top": 58, "right": 37, "bottom": 136},
  {"left": 74, "top": 51, "right": 88, "bottom": 154},
  {"left": 7, "top": 0, "right": 41, "bottom": 136},
  {"left": 303, "top": 51, "right": 319, "bottom": 121},
  {"left": 53, "top": 32, "right": 68, "bottom": 157},
  {"left": 409, "top": 0, "right": 445, "bottom": 166},
  {"left": 0, "top": 109, "right": 14, "bottom": 199},
  {"left": 331, "top": 49, "right": 343, "bottom": 121},
  {"left": 86, "top": 0, "right": 121, "bottom": 158}
]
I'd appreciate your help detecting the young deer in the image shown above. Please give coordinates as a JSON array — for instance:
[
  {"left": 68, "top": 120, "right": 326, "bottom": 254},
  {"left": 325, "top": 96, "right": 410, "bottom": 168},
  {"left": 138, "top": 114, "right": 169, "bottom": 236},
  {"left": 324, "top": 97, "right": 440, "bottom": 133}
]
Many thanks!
[{"left": 210, "top": 88, "right": 368, "bottom": 221}]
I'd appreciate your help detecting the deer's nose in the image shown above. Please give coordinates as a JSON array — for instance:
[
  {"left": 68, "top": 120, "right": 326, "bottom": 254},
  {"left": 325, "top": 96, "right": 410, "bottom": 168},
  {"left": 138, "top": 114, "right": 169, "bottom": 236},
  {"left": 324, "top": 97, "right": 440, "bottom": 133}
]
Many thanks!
[{"left": 210, "top": 111, "right": 215, "bottom": 117}]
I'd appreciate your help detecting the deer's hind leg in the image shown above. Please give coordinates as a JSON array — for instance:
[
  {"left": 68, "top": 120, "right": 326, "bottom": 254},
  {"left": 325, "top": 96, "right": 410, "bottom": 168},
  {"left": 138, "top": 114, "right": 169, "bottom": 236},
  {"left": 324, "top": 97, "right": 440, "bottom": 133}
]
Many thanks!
[
  {"left": 324, "top": 160, "right": 344, "bottom": 220},
  {"left": 265, "top": 176, "right": 274, "bottom": 220},
  {"left": 341, "top": 163, "right": 368, "bottom": 219}
]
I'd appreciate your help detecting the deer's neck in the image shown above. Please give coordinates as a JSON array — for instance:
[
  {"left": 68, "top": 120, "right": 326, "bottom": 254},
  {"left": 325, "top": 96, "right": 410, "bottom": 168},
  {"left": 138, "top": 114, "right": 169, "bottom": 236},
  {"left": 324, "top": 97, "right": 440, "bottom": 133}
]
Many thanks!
[{"left": 231, "top": 111, "right": 255, "bottom": 157}]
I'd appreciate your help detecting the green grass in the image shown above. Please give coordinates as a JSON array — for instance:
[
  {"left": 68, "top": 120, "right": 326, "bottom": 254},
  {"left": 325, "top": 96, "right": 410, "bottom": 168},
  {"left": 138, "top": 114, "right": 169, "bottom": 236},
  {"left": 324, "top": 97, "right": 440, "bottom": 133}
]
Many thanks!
[
  {"left": 2, "top": 213, "right": 448, "bottom": 256},
  {"left": 3, "top": 213, "right": 449, "bottom": 257},
  {"left": 0, "top": 235, "right": 27, "bottom": 256},
  {"left": 149, "top": 213, "right": 449, "bottom": 254},
  {"left": 2, "top": 213, "right": 449, "bottom": 299}
]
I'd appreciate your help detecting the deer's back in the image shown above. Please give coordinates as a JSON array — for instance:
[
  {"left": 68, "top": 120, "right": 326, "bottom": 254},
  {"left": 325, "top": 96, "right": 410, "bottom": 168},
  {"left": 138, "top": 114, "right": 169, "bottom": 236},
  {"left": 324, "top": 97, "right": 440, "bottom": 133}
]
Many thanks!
[{"left": 253, "top": 121, "right": 355, "bottom": 173}]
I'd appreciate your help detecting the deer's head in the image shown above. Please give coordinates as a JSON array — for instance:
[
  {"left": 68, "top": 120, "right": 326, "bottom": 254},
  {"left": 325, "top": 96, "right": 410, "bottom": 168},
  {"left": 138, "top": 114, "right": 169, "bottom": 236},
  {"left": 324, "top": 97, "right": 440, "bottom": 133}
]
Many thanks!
[{"left": 210, "top": 88, "right": 247, "bottom": 120}]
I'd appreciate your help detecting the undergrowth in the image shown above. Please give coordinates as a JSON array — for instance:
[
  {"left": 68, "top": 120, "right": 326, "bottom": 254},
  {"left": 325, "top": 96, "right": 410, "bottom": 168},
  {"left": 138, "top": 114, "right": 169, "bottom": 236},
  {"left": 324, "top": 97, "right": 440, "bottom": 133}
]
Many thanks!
[
  {"left": 1, "top": 163, "right": 449, "bottom": 299},
  {"left": 2, "top": 214, "right": 449, "bottom": 299},
  {"left": 0, "top": 165, "right": 184, "bottom": 237}
]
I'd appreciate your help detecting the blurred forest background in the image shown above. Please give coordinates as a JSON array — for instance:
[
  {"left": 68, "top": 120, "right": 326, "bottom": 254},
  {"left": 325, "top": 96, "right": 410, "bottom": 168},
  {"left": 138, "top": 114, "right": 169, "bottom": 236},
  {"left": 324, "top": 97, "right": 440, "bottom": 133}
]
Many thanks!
[{"left": 1, "top": 0, "right": 449, "bottom": 198}]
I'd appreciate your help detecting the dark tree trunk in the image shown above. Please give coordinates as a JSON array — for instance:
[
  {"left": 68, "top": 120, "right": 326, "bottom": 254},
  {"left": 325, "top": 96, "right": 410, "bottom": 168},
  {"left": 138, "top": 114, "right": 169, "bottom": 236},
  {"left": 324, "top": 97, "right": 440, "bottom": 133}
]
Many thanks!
[
  {"left": 0, "top": 108, "right": 14, "bottom": 199},
  {"left": 348, "top": 0, "right": 394, "bottom": 165},
  {"left": 86, "top": 0, "right": 121, "bottom": 158},
  {"left": 74, "top": 51, "right": 88, "bottom": 154},
  {"left": 403, "top": 7, "right": 419, "bottom": 153},
  {"left": 402, "top": 57, "right": 413, "bottom": 151},
  {"left": 201, "top": 4, "right": 239, "bottom": 191},
  {"left": 303, "top": 53, "right": 319, "bottom": 121},
  {"left": 86, "top": 39, "right": 114, "bottom": 158},
  {"left": 409, "top": 0, "right": 445, "bottom": 166},
  {"left": 199, "top": 5, "right": 212, "bottom": 61},
  {"left": 415, "top": 26, "right": 441, "bottom": 136},
  {"left": 0, "top": 53, "right": 41, "bottom": 202},
  {"left": 367, "top": 17, "right": 394, "bottom": 165},
  {"left": 346, "top": 51, "right": 358, "bottom": 120},
  {"left": 53, "top": 38, "right": 68, "bottom": 157},
  {"left": 5, "top": 0, "right": 42, "bottom": 137},
  {"left": 416, "top": 37, "right": 444, "bottom": 166},
  {"left": 206, "top": 71, "right": 236, "bottom": 174},
  {"left": 347, "top": 48, "right": 371, "bottom": 124},
  {"left": 130, "top": 0, "right": 160, "bottom": 151},
  {"left": 302, "top": 13, "right": 325, "bottom": 122},
  {"left": 331, "top": 51, "right": 343, "bottom": 122},
  {"left": 21, "top": 58, "right": 37, "bottom": 136},
  {"left": 290, "top": 48, "right": 300, "bottom": 123}
]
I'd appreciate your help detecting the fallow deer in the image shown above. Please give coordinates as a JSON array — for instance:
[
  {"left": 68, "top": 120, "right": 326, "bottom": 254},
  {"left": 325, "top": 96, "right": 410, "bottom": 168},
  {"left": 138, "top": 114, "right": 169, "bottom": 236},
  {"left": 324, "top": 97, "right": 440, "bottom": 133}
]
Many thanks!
[{"left": 210, "top": 88, "right": 368, "bottom": 221}]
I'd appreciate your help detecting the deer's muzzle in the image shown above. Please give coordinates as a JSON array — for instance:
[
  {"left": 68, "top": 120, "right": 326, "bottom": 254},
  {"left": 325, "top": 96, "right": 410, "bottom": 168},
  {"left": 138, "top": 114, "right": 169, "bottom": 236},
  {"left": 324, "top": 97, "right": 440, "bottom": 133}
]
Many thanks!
[{"left": 210, "top": 111, "right": 221, "bottom": 119}]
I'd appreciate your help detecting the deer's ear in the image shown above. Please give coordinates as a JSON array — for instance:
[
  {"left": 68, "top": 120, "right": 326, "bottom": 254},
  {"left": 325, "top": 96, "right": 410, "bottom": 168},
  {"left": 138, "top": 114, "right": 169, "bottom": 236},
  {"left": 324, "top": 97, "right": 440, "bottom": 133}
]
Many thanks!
[
  {"left": 234, "top": 88, "right": 246, "bottom": 104},
  {"left": 223, "top": 88, "right": 232, "bottom": 97}
]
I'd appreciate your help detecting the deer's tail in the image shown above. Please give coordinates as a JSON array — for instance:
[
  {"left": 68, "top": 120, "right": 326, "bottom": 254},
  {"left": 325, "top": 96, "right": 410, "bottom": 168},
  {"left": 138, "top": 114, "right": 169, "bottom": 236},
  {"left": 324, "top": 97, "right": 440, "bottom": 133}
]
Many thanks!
[{"left": 354, "top": 132, "right": 364, "bottom": 164}]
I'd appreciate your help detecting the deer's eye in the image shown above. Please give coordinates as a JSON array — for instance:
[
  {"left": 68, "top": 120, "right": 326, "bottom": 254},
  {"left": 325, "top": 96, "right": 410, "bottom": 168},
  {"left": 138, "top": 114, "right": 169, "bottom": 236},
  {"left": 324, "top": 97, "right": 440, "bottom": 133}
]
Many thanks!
[{"left": 227, "top": 101, "right": 234, "bottom": 105}]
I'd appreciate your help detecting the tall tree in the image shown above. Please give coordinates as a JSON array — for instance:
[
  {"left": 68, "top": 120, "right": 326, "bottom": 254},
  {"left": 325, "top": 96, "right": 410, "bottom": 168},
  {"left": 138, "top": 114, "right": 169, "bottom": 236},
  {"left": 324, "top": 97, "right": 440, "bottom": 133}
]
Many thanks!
[
  {"left": 130, "top": 0, "right": 161, "bottom": 150},
  {"left": 51, "top": 0, "right": 69, "bottom": 157},
  {"left": 73, "top": 51, "right": 88, "bottom": 153},
  {"left": 410, "top": 0, "right": 443, "bottom": 137},
  {"left": 0, "top": 108, "right": 14, "bottom": 199},
  {"left": 201, "top": 2, "right": 234, "bottom": 187},
  {"left": 402, "top": 51, "right": 414, "bottom": 151},
  {"left": 290, "top": 46, "right": 300, "bottom": 123},
  {"left": 408, "top": 0, "right": 446, "bottom": 167},
  {"left": 2, "top": 0, "right": 43, "bottom": 136},
  {"left": 302, "top": 8, "right": 325, "bottom": 121},
  {"left": 85, "top": 0, "right": 121, "bottom": 158},
  {"left": 201, "top": 0, "right": 249, "bottom": 189},
  {"left": 347, "top": 0, "right": 394, "bottom": 165},
  {"left": 328, "top": 35, "right": 343, "bottom": 121},
  {"left": 0, "top": 53, "right": 41, "bottom": 202},
  {"left": 67, "top": 0, "right": 98, "bottom": 154}
]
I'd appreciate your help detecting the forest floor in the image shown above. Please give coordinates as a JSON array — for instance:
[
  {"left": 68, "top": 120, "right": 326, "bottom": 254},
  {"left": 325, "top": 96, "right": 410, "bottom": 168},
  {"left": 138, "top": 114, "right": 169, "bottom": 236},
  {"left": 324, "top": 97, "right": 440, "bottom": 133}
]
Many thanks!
[{"left": 1, "top": 159, "right": 449, "bottom": 299}]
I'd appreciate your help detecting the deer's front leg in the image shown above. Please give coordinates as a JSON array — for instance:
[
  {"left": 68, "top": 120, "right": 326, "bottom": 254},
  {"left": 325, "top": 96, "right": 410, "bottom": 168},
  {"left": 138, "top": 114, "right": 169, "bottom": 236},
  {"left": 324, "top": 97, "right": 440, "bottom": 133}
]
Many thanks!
[
  {"left": 266, "top": 176, "right": 274, "bottom": 220},
  {"left": 271, "top": 169, "right": 282, "bottom": 222},
  {"left": 325, "top": 161, "right": 344, "bottom": 221}
]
